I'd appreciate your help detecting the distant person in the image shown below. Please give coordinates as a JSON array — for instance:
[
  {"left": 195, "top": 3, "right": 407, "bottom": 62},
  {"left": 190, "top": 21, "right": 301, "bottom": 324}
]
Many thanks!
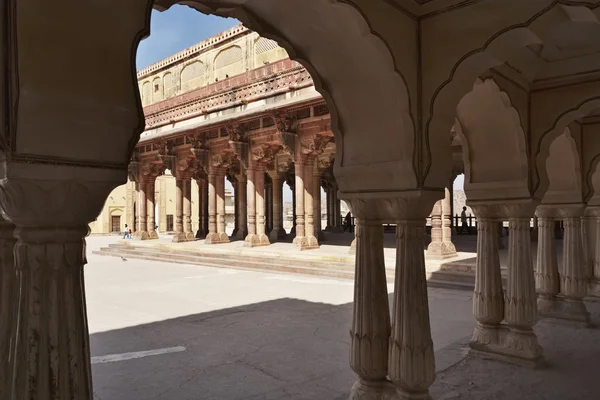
[
  {"left": 459, "top": 206, "right": 471, "bottom": 235},
  {"left": 123, "top": 224, "right": 129, "bottom": 239},
  {"left": 343, "top": 212, "right": 352, "bottom": 232},
  {"left": 128, "top": 227, "right": 133, "bottom": 239}
]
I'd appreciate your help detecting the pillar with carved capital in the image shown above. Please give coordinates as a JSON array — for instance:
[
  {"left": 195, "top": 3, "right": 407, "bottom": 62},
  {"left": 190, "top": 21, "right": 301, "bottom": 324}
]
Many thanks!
[
  {"left": 426, "top": 200, "right": 442, "bottom": 257},
  {"left": 346, "top": 199, "right": 394, "bottom": 399},
  {"left": 216, "top": 169, "right": 230, "bottom": 243},
  {"left": 469, "top": 205, "right": 504, "bottom": 359},
  {"left": 235, "top": 173, "right": 248, "bottom": 240},
  {"left": 0, "top": 178, "right": 119, "bottom": 399},
  {"left": 205, "top": 171, "right": 220, "bottom": 244},
  {"left": 535, "top": 207, "right": 560, "bottom": 316},
  {"left": 503, "top": 204, "right": 544, "bottom": 367},
  {"left": 183, "top": 178, "right": 195, "bottom": 241},
  {"left": 146, "top": 178, "right": 158, "bottom": 239},
  {"left": 195, "top": 179, "right": 206, "bottom": 239},
  {"left": 557, "top": 207, "right": 589, "bottom": 325},
  {"left": 172, "top": 178, "right": 187, "bottom": 242},
  {"left": 268, "top": 172, "right": 286, "bottom": 242},
  {"left": 133, "top": 181, "right": 149, "bottom": 240}
]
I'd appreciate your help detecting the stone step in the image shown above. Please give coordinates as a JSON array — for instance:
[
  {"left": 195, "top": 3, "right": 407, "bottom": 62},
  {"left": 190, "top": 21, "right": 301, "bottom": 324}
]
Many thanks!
[
  {"left": 93, "top": 245, "right": 477, "bottom": 290},
  {"left": 93, "top": 248, "right": 378, "bottom": 281},
  {"left": 101, "top": 244, "right": 356, "bottom": 270}
]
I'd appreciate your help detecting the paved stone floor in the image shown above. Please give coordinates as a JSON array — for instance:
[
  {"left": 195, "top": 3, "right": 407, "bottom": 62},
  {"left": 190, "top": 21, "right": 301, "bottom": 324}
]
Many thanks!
[{"left": 87, "top": 236, "right": 600, "bottom": 400}]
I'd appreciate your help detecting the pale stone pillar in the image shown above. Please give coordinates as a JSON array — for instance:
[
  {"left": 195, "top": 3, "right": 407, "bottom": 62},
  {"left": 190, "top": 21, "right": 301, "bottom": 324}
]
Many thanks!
[
  {"left": 426, "top": 200, "right": 443, "bottom": 256},
  {"left": 558, "top": 208, "right": 589, "bottom": 324},
  {"left": 504, "top": 210, "right": 543, "bottom": 367},
  {"left": 236, "top": 174, "right": 248, "bottom": 240},
  {"left": 0, "top": 218, "right": 15, "bottom": 399},
  {"left": 216, "top": 169, "right": 230, "bottom": 243},
  {"left": 442, "top": 187, "right": 457, "bottom": 256},
  {"left": 0, "top": 178, "right": 118, "bottom": 399},
  {"left": 195, "top": 179, "right": 206, "bottom": 239},
  {"left": 535, "top": 210, "right": 560, "bottom": 315},
  {"left": 589, "top": 209, "right": 600, "bottom": 297},
  {"left": 172, "top": 178, "right": 186, "bottom": 242},
  {"left": 159, "top": 177, "right": 167, "bottom": 233},
  {"left": 255, "top": 166, "right": 270, "bottom": 245},
  {"left": 126, "top": 179, "right": 135, "bottom": 232},
  {"left": 389, "top": 218, "right": 436, "bottom": 399},
  {"left": 266, "top": 181, "right": 272, "bottom": 235},
  {"left": 269, "top": 173, "right": 286, "bottom": 242},
  {"left": 469, "top": 206, "right": 504, "bottom": 356},
  {"left": 134, "top": 181, "right": 149, "bottom": 240},
  {"left": 183, "top": 178, "right": 195, "bottom": 241},
  {"left": 291, "top": 181, "right": 297, "bottom": 236},
  {"left": 245, "top": 167, "right": 257, "bottom": 246},
  {"left": 205, "top": 172, "right": 220, "bottom": 244},
  {"left": 146, "top": 179, "right": 158, "bottom": 239},
  {"left": 347, "top": 202, "right": 394, "bottom": 399}
]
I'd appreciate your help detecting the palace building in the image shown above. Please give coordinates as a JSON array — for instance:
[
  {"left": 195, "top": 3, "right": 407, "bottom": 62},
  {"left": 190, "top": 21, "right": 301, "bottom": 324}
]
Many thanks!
[{"left": 4, "top": 1, "right": 600, "bottom": 399}]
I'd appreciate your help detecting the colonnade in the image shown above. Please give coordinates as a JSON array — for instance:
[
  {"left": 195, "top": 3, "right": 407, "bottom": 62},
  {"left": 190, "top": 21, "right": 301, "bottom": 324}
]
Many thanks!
[{"left": 129, "top": 155, "right": 345, "bottom": 249}]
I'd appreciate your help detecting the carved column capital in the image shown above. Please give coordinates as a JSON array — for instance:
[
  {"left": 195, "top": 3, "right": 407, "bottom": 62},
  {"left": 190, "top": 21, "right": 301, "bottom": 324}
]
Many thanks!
[{"left": 343, "top": 191, "right": 441, "bottom": 223}]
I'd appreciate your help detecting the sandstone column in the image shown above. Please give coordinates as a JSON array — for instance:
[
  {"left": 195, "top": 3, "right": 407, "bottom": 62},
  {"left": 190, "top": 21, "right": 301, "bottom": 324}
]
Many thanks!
[
  {"left": 205, "top": 171, "right": 220, "bottom": 244},
  {"left": 146, "top": 178, "right": 158, "bottom": 239},
  {"left": 291, "top": 181, "right": 297, "bottom": 236},
  {"left": 235, "top": 172, "right": 248, "bottom": 240},
  {"left": 293, "top": 160, "right": 307, "bottom": 247},
  {"left": 266, "top": 180, "right": 273, "bottom": 235},
  {"left": 195, "top": 179, "right": 206, "bottom": 239},
  {"left": 245, "top": 167, "right": 258, "bottom": 246},
  {"left": 469, "top": 206, "right": 504, "bottom": 357},
  {"left": 535, "top": 208, "right": 560, "bottom": 316},
  {"left": 442, "top": 187, "right": 457, "bottom": 256},
  {"left": 183, "top": 177, "right": 195, "bottom": 241},
  {"left": 269, "top": 172, "right": 286, "bottom": 242},
  {"left": 504, "top": 207, "right": 543, "bottom": 367},
  {"left": 232, "top": 180, "right": 239, "bottom": 238},
  {"left": 314, "top": 167, "right": 325, "bottom": 242},
  {"left": 159, "top": 177, "right": 168, "bottom": 233},
  {"left": 172, "top": 178, "right": 186, "bottom": 242},
  {"left": 134, "top": 181, "right": 149, "bottom": 240},
  {"left": 347, "top": 201, "right": 394, "bottom": 399},
  {"left": 388, "top": 200, "right": 437, "bottom": 400},
  {"left": 126, "top": 179, "right": 135, "bottom": 232},
  {"left": 255, "top": 166, "right": 270, "bottom": 246},
  {"left": 557, "top": 208, "right": 589, "bottom": 325},
  {"left": 302, "top": 160, "right": 319, "bottom": 249},
  {"left": 216, "top": 169, "right": 230, "bottom": 243}
]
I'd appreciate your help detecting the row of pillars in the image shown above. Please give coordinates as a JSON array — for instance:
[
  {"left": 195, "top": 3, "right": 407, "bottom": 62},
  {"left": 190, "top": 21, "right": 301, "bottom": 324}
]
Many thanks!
[{"left": 128, "top": 159, "right": 346, "bottom": 249}]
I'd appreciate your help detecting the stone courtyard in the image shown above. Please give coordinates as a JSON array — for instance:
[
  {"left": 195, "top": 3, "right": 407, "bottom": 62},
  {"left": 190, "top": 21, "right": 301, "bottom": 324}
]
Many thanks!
[{"left": 86, "top": 236, "right": 600, "bottom": 400}]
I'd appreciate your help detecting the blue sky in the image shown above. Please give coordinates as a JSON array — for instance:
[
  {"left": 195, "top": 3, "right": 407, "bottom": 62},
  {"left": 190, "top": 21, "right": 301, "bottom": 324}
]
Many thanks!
[{"left": 136, "top": 6, "right": 239, "bottom": 70}]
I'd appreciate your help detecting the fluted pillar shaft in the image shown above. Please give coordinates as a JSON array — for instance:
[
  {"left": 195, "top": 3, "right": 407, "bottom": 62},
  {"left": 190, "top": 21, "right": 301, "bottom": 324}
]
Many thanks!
[
  {"left": 504, "top": 215, "right": 543, "bottom": 364},
  {"left": 349, "top": 219, "right": 393, "bottom": 398},
  {"left": 126, "top": 180, "right": 135, "bottom": 231},
  {"left": 389, "top": 219, "right": 435, "bottom": 399},
  {"left": 247, "top": 168, "right": 257, "bottom": 237},
  {"left": 299, "top": 160, "right": 319, "bottom": 250},
  {"left": 426, "top": 200, "right": 442, "bottom": 255},
  {"left": 557, "top": 212, "right": 590, "bottom": 324},
  {"left": 146, "top": 180, "right": 158, "bottom": 239},
  {"left": 470, "top": 218, "right": 504, "bottom": 348},
  {"left": 255, "top": 167, "right": 267, "bottom": 240},
  {"left": 535, "top": 216, "right": 559, "bottom": 311},
  {"left": 216, "top": 170, "right": 230, "bottom": 243}
]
